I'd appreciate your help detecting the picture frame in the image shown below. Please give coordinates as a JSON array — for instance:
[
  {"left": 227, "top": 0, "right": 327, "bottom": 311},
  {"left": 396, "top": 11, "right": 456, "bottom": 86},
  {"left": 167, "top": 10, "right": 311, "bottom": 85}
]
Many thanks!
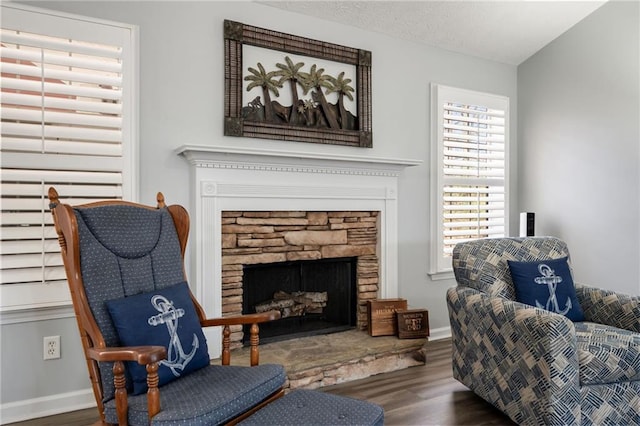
[{"left": 224, "top": 20, "right": 372, "bottom": 148}]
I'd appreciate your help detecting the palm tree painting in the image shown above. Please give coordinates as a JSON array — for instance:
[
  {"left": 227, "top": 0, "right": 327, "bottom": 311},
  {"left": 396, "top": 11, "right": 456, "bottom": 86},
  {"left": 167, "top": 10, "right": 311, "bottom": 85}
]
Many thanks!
[
  {"left": 225, "top": 20, "right": 372, "bottom": 147},
  {"left": 242, "top": 56, "right": 357, "bottom": 131}
]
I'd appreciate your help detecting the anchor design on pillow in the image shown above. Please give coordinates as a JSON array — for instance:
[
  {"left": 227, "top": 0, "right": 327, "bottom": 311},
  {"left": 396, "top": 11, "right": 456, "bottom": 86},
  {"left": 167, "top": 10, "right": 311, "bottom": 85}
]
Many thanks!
[
  {"left": 148, "top": 294, "right": 199, "bottom": 377},
  {"left": 534, "top": 263, "right": 571, "bottom": 315}
]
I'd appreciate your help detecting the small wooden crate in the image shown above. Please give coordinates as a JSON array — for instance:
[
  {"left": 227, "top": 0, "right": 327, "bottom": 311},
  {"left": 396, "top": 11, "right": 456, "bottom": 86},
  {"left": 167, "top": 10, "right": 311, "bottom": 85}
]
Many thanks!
[
  {"left": 367, "top": 298, "right": 407, "bottom": 336},
  {"left": 396, "top": 309, "right": 429, "bottom": 339}
]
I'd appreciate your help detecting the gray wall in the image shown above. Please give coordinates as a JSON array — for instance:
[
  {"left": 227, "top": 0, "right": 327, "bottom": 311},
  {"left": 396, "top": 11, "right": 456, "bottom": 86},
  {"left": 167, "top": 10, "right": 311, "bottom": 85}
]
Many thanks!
[
  {"left": 518, "top": 0, "right": 640, "bottom": 293},
  {"left": 1, "top": 316, "right": 87, "bottom": 399}
]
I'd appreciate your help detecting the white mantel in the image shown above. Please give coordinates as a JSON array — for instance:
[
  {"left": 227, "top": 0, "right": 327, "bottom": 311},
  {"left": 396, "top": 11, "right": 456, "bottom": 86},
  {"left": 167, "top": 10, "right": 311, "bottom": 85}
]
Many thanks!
[
  {"left": 177, "top": 145, "right": 420, "bottom": 175},
  {"left": 177, "top": 144, "right": 420, "bottom": 358}
]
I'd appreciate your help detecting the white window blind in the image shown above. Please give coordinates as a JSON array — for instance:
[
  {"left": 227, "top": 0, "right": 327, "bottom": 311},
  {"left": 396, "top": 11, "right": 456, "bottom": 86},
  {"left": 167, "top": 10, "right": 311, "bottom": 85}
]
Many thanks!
[
  {"left": 430, "top": 84, "right": 509, "bottom": 275},
  {"left": 1, "top": 4, "right": 137, "bottom": 311}
]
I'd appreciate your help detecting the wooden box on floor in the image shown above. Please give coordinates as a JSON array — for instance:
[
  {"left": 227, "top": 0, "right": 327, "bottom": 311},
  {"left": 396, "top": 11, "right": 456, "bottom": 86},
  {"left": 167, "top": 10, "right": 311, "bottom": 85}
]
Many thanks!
[
  {"left": 367, "top": 298, "right": 407, "bottom": 336},
  {"left": 397, "top": 309, "right": 429, "bottom": 339}
]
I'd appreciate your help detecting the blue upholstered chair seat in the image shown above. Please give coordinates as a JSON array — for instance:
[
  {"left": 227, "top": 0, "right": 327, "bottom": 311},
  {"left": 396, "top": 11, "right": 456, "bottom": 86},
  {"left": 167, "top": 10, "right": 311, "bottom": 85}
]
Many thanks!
[
  {"left": 576, "top": 322, "right": 640, "bottom": 385},
  {"left": 104, "top": 364, "right": 286, "bottom": 426}
]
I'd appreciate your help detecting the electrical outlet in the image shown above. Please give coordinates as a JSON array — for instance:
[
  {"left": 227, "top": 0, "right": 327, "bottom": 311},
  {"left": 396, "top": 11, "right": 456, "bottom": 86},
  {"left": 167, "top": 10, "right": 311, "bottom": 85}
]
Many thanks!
[{"left": 43, "top": 335, "right": 61, "bottom": 360}]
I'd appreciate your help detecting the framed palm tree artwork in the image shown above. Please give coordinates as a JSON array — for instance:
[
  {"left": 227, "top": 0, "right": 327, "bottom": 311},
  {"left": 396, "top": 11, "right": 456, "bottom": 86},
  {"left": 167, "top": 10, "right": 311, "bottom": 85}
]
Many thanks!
[{"left": 224, "top": 20, "right": 373, "bottom": 148}]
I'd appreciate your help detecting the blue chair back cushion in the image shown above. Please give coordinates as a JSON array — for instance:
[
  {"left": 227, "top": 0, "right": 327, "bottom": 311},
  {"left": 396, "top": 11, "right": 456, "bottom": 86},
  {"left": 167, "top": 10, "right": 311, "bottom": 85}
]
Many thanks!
[{"left": 75, "top": 205, "right": 186, "bottom": 401}]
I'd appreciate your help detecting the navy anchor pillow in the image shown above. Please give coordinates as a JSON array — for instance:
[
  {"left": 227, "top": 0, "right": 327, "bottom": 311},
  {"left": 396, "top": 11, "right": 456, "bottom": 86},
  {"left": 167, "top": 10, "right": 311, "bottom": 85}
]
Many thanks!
[
  {"left": 106, "top": 281, "right": 210, "bottom": 394},
  {"left": 508, "top": 257, "right": 585, "bottom": 322}
]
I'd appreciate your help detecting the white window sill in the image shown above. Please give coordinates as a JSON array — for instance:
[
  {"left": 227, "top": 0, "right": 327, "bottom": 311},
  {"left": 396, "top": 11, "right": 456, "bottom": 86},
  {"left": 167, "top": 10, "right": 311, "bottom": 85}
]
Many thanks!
[{"left": 428, "top": 270, "right": 455, "bottom": 281}]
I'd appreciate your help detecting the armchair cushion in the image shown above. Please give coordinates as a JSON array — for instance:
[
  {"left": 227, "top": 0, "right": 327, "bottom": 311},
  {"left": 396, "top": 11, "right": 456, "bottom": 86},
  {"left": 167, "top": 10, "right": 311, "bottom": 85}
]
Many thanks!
[
  {"left": 508, "top": 257, "right": 585, "bottom": 321},
  {"left": 575, "top": 321, "right": 640, "bottom": 385},
  {"left": 106, "top": 281, "right": 209, "bottom": 394}
]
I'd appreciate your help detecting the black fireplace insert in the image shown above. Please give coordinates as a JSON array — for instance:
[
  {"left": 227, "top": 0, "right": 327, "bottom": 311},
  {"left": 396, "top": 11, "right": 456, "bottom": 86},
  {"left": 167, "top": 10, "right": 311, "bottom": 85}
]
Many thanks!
[{"left": 242, "top": 257, "right": 357, "bottom": 344}]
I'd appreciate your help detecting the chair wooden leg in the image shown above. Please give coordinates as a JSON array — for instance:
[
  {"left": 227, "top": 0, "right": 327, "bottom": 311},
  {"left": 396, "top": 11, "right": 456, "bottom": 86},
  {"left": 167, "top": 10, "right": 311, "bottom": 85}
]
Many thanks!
[
  {"left": 146, "top": 362, "right": 161, "bottom": 420},
  {"left": 113, "top": 361, "right": 128, "bottom": 426},
  {"left": 222, "top": 325, "right": 231, "bottom": 365},
  {"left": 249, "top": 323, "right": 259, "bottom": 366}
]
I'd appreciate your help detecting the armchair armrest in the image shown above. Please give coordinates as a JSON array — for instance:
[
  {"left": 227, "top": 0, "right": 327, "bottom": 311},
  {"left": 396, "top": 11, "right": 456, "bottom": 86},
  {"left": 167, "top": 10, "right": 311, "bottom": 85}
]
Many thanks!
[
  {"left": 201, "top": 310, "right": 282, "bottom": 366},
  {"left": 87, "top": 346, "right": 167, "bottom": 423},
  {"left": 86, "top": 345, "right": 166, "bottom": 364},
  {"left": 200, "top": 310, "right": 281, "bottom": 327},
  {"left": 575, "top": 283, "right": 640, "bottom": 332},
  {"left": 447, "top": 286, "right": 581, "bottom": 425}
]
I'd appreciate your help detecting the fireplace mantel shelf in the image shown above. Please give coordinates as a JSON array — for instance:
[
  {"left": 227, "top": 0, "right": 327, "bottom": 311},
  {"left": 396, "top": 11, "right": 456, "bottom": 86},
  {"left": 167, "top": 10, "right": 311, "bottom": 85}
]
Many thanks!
[{"left": 177, "top": 145, "right": 421, "bottom": 176}]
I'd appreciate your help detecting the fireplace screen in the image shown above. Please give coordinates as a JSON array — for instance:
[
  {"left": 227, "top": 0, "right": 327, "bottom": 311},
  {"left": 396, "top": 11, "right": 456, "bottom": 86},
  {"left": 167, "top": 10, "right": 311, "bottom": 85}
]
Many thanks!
[{"left": 243, "top": 257, "right": 357, "bottom": 344}]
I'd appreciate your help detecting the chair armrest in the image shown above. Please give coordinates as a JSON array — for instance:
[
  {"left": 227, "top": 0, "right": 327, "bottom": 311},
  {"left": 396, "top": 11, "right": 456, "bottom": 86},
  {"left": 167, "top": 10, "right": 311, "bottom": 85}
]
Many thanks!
[
  {"left": 87, "top": 346, "right": 167, "bottom": 423},
  {"left": 86, "top": 346, "right": 167, "bottom": 365},
  {"left": 575, "top": 283, "right": 640, "bottom": 332},
  {"left": 447, "top": 286, "right": 580, "bottom": 425},
  {"left": 200, "top": 310, "right": 281, "bottom": 328},
  {"left": 201, "top": 310, "right": 281, "bottom": 366}
]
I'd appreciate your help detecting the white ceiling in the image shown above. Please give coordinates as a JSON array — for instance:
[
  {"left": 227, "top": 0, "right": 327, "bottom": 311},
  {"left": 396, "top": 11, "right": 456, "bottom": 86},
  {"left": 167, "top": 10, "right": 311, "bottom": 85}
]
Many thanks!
[{"left": 259, "top": 1, "right": 607, "bottom": 65}]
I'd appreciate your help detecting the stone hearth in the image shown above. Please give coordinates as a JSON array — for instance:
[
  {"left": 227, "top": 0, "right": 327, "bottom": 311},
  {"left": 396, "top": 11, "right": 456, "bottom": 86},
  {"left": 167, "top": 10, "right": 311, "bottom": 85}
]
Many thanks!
[{"left": 211, "top": 329, "right": 427, "bottom": 390}]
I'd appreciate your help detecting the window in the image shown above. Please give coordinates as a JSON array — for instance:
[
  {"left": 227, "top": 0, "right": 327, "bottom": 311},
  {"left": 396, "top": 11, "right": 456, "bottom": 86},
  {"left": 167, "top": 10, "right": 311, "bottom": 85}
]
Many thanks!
[
  {"left": 1, "top": 4, "right": 137, "bottom": 311},
  {"left": 430, "top": 84, "right": 509, "bottom": 276}
]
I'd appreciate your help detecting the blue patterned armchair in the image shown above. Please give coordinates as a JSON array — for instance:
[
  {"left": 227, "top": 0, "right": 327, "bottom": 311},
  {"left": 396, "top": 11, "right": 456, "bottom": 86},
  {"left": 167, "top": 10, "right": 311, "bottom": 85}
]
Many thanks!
[{"left": 447, "top": 237, "right": 640, "bottom": 425}]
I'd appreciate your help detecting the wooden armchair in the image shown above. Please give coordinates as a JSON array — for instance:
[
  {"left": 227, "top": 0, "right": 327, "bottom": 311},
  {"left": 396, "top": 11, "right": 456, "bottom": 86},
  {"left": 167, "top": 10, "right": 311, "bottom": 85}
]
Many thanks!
[{"left": 48, "top": 187, "right": 285, "bottom": 426}]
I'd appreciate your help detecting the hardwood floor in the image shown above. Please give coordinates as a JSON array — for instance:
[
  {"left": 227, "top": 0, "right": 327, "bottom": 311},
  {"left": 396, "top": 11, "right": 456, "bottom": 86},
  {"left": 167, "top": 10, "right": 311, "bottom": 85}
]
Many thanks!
[
  {"left": 325, "top": 338, "right": 514, "bottom": 425},
  {"left": 7, "top": 339, "right": 513, "bottom": 426}
]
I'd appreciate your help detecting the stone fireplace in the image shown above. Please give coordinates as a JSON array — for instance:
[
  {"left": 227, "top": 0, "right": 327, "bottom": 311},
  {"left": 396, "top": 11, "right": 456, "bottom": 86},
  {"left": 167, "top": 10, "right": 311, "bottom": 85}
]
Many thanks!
[
  {"left": 221, "top": 210, "right": 379, "bottom": 348},
  {"left": 177, "top": 145, "right": 419, "bottom": 359}
]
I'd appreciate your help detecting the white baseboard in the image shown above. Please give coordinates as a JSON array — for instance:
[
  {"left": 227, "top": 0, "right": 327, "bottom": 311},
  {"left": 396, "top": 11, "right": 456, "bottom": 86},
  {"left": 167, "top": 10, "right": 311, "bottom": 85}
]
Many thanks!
[
  {"left": 428, "top": 326, "right": 452, "bottom": 341},
  {"left": 0, "top": 388, "right": 96, "bottom": 425}
]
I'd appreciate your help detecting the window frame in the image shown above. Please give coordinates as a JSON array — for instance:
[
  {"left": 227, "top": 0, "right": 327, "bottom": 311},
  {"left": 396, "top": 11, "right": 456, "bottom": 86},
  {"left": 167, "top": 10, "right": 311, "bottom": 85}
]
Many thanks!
[
  {"left": 429, "top": 83, "right": 510, "bottom": 278},
  {"left": 0, "top": 3, "right": 139, "bottom": 312}
]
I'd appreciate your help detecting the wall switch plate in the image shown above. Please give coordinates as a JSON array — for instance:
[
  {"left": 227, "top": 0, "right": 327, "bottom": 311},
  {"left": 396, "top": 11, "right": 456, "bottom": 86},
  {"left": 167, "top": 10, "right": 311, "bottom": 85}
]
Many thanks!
[{"left": 43, "top": 335, "right": 61, "bottom": 360}]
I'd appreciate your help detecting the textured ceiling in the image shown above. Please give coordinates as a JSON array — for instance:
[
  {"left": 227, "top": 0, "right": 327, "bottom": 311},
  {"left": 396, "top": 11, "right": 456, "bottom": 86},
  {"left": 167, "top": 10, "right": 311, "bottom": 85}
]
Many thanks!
[{"left": 259, "top": 1, "right": 607, "bottom": 65}]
